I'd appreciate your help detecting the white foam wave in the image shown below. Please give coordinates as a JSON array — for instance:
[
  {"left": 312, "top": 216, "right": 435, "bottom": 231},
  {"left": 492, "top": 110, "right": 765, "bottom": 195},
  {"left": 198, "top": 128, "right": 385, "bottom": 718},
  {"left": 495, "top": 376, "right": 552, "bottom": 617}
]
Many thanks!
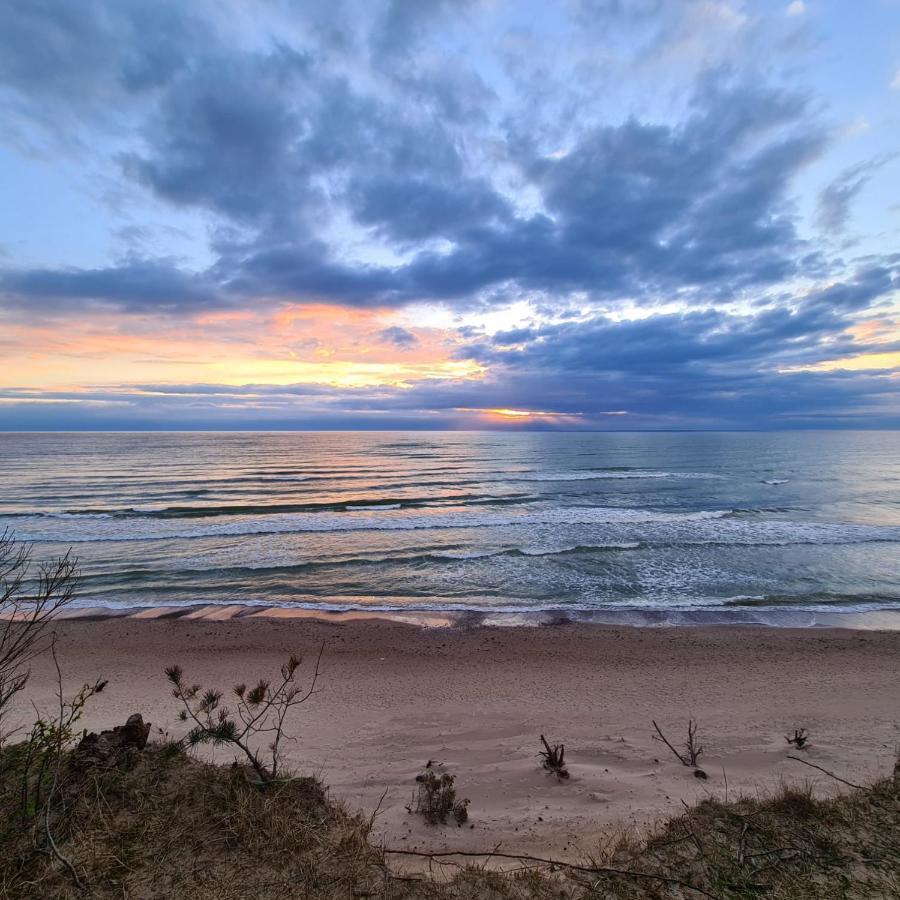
[
  {"left": 349, "top": 503, "right": 403, "bottom": 511},
  {"left": 515, "top": 542, "right": 641, "bottom": 555},
  {"left": 514, "top": 471, "right": 723, "bottom": 481},
  {"left": 7, "top": 505, "right": 731, "bottom": 542}
]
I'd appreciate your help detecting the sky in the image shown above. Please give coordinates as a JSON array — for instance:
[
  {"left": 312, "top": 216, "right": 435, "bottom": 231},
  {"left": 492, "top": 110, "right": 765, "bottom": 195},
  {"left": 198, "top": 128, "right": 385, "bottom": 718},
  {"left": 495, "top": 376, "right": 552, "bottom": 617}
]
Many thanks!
[{"left": 0, "top": 0, "right": 898, "bottom": 431}]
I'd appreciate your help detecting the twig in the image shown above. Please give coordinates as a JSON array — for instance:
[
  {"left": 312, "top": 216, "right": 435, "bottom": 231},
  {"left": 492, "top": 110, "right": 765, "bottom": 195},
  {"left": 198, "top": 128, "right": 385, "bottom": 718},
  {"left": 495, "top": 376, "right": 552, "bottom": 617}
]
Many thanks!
[
  {"left": 367, "top": 787, "right": 390, "bottom": 833},
  {"left": 45, "top": 774, "right": 82, "bottom": 891},
  {"left": 383, "top": 847, "right": 722, "bottom": 899},
  {"left": 652, "top": 720, "right": 687, "bottom": 766},
  {"left": 786, "top": 756, "right": 865, "bottom": 791},
  {"left": 737, "top": 821, "right": 749, "bottom": 867}
]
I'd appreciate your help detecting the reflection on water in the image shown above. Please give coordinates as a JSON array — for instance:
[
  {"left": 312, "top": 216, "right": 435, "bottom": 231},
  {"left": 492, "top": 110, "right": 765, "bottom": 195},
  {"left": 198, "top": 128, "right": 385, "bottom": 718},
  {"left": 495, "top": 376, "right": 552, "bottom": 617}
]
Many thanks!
[{"left": 1, "top": 430, "right": 898, "bottom": 617}]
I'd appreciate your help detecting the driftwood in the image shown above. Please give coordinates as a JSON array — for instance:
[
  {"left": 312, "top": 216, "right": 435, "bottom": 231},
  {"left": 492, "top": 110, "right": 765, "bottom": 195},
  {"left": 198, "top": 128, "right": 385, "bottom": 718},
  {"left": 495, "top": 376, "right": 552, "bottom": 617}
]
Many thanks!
[
  {"left": 785, "top": 728, "right": 809, "bottom": 749},
  {"left": 73, "top": 713, "right": 151, "bottom": 770}
]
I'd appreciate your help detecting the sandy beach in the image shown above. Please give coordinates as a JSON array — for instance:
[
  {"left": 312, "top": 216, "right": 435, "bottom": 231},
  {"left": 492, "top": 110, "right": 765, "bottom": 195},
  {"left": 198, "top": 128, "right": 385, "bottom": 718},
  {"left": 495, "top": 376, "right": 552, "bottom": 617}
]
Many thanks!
[{"left": 17, "top": 613, "right": 899, "bottom": 862}]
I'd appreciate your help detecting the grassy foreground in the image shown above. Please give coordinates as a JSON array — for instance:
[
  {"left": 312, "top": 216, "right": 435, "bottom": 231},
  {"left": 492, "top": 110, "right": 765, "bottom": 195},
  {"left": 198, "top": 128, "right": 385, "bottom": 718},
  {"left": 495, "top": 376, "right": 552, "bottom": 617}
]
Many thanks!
[{"left": 1, "top": 739, "right": 897, "bottom": 900}]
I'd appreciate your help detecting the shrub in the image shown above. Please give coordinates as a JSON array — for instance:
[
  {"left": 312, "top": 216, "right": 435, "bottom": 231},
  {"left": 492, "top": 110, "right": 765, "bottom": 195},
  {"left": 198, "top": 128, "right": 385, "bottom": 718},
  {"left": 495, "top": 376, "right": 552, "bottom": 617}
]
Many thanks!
[
  {"left": 411, "top": 766, "right": 469, "bottom": 825},
  {"left": 165, "top": 643, "right": 324, "bottom": 783}
]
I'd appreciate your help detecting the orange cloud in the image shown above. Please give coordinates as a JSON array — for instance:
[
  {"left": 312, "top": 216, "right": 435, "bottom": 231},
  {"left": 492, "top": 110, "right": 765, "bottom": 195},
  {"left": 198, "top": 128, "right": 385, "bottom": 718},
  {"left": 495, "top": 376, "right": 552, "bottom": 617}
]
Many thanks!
[{"left": 2, "top": 304, "right": 484, "bottom": 392}]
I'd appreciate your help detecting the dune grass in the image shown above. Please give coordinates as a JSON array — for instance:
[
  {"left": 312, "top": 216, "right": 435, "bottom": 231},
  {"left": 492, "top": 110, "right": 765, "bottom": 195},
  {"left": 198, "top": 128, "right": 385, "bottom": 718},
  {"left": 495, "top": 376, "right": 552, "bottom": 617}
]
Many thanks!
[{"left": 1, "top": 739, "right": 897, "bottom": 899}]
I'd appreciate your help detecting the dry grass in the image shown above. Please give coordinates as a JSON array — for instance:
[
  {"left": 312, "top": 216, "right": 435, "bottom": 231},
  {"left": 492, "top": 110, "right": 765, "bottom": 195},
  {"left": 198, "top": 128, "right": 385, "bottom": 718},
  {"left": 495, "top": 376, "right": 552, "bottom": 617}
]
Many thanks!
[
  {"left": 578, "top": 774, "right": 900, "bottom": 899},
  {"left": 1, "top": 745, "right": 384, "bottom": 899},
  {"left": 1, "top": 742, "right": 897, "bottom": 899}
]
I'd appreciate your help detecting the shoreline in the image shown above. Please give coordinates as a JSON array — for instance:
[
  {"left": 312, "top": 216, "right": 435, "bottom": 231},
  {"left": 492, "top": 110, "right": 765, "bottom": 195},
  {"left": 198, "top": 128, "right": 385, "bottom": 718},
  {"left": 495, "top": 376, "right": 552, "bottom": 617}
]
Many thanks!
[
  {"left": 40, "top": 602, "right": 900, "bottom": 631},
  {"left": 19, "top": 616, "right": 900, "bottom": 860}
]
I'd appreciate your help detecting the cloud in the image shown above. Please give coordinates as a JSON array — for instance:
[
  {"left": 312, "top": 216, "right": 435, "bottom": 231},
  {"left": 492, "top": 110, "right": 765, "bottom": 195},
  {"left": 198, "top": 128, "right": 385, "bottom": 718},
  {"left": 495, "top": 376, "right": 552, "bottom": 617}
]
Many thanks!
[
  {"left": 0, "top": 0, "right": 832, "bottom": 318},
  {"left": 817, "top": 155, "right": 898, "bottom": 233},
  {"left": 0, "top": 0, "right": 897, "bottom": 429},
  {"left": 377, "top": 326, "right": 418, "bottom": 349},
  {"left": 0, "top": 0, "right": 203, "bottom": 152},
  {"left": 0, "top": 72, "right": 828, "bottom": 313},
  {"left": 123, "top": 47, "right": 317, "bottom": 226},
  {"left": 0, "top": 257, "right": 219, "bottom": 312}
]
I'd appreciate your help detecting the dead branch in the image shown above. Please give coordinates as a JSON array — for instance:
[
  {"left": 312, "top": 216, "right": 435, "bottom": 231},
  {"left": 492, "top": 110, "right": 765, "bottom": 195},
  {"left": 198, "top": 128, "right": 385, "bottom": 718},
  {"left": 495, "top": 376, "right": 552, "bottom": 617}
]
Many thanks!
[
  {"left": 785, "top": 728, "right": 809, "bottom": 749},
  {"left": 383, "top": 847, "right": 722, "bottom": 899},
  {"left": 786, "top": 755, "right": 865, "bottom": 791},
  {"left": 539, "top": 734, "right": 569, "bottom": 778},
  {"left": 44, "top": 772, "right": 82, "bottom": 891},
  {"left": 653, "top": 718, "right": 704, "bottom": 769},
  {"left": 0, "top": 531, "right": 79, "bottom": 743}
]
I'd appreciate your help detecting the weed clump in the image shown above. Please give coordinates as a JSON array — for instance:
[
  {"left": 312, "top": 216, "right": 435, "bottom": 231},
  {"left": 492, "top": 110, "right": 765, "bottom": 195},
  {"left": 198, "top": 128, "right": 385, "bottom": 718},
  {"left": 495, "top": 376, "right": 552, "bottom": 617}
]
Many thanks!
[
  {"left": 411, "top": 766, "right": 469, "bottom": 825},
  {"left": 786, "top": 727, "right": 810, "bottom": 749}
]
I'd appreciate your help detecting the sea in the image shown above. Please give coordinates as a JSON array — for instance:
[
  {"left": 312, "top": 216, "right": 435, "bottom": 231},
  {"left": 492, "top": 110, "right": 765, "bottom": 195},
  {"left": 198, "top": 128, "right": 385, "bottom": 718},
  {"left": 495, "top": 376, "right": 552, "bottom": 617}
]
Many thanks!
[{"left": 2, "top": 431, "right": 899, "bottom": 626}]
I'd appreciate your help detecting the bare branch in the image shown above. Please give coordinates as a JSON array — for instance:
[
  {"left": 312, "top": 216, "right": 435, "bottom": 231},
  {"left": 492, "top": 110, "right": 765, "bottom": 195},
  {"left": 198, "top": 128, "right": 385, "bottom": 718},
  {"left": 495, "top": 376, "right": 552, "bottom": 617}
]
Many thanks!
[
  {"left": 383, "top": 848, "right": 722, "bottom": 899},
  {"left": 0, "top": 531, "right": 79, "bottom": 746},
  {"left": 539, "top": 734, "right": 569, "bottom": 779},
  {"left": 786, "top": 755, "right": 865, "bottom": 791},
  {"left": 653, "top": 719, "right": 704, "bottom": 768}
]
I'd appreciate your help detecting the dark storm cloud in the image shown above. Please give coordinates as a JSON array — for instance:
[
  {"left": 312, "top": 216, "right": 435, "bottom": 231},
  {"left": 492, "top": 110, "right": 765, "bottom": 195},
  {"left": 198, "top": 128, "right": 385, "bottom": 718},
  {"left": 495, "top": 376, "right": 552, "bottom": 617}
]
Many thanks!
[{"left": 525, "top": 76, "right": 823, "bottom": 294}]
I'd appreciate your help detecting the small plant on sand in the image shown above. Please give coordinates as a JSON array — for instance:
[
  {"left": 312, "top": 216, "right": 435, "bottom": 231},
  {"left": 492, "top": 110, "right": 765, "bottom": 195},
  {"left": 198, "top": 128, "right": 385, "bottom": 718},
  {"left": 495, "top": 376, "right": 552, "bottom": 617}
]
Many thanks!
[
  {"left": 786, "top": 727, "right": 810, "bottom": 749},
  {"left": 653, "top": 718, "right": 706, "bottom": 776},
  {"left": 539, "top": 734, "right": 569, "bottom": 779},
  {"left": 165, "top": 643, "right": 324, "bottom": 783},
  {"left": 410, "top": 764, "right": 469, "bottom": 825}
]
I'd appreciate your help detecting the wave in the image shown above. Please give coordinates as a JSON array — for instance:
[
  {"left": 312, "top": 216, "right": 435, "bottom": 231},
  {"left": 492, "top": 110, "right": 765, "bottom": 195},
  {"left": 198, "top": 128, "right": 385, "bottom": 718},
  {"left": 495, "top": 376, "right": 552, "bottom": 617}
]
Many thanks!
[
  {"left": 75, "top": 542, "right": 646, "bottom": 586},
  {"left": 512, "top": 470, "right": 724, "bottom": 481},
  {"left": 67, "top": 593, "right": 900, "bottom": 617},
  {"left": 725, "top": 506, "right": 796, "bottom": 516},
  {"left": 431, "top": 542, "right": 642, "bottom": 559},
  {"left": 723, "top": 592, "right": 900, "bottom": 609},
  {"left": 349, "top": 503, "right": 402, "bottom": 511},
  {"left": 761, "top": 479, "right": 790, "bottom": 485},
  {"left": 41, "top": 493, "right": 532, "bottom": 519},
  {"left": 9, "top": 505, "right": 733, "bottom": 542}
]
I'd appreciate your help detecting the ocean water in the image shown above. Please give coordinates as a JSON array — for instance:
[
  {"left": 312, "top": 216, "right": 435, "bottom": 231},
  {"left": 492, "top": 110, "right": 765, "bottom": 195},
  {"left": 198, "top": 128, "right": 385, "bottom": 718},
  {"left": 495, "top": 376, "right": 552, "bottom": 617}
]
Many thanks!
[{"left": 1, "top": 431, "right": 899, "bottom": 623}]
